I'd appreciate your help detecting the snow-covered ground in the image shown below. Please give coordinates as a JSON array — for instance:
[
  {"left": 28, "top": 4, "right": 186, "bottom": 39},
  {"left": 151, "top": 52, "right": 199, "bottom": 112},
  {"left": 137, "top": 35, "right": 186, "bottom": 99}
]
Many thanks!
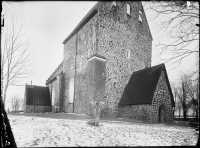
[{"left": 8, "top": 113, "right": 198, "bottom": 147}]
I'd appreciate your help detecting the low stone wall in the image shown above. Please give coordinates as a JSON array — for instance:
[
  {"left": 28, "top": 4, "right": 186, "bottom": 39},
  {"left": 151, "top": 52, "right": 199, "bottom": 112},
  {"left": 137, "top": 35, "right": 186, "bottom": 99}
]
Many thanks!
[
  {"left": 25, "top": 105, "right": 52, "bottom": 113},
  {"left": 118, "top": 105, "right": 151, "bottom": 121}
]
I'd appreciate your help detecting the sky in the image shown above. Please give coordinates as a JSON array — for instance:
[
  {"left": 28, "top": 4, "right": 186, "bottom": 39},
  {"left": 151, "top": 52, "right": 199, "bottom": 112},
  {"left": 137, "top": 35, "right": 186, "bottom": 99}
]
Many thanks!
[{"left": 2, "top": 1, "right": 198, "bottom": 110}]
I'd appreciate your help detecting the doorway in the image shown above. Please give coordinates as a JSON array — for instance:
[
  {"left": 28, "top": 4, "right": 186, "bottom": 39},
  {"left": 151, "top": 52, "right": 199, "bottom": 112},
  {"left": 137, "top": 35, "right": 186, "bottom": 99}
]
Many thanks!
[{"left": 158, "top": 104, "right": 166, "bottom": 123}]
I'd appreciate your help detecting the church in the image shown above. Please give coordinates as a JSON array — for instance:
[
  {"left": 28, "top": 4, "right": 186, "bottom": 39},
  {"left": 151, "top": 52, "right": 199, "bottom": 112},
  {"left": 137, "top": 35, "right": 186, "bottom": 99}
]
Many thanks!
[{"left": 24, "top": 1, "right": 175, "bottom": 123}]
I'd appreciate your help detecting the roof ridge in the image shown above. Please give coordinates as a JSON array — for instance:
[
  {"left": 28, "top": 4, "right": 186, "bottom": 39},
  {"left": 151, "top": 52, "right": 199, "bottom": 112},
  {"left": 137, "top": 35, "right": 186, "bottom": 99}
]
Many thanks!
[
  {"left": 62, "top": 2, "right": 100, "bottom": 44},
  {"left": 46, "top": 61, "right": 63, "bottom": 83},
  {"left": 130, "top": 63, "right": 164, "bottom": 75}
]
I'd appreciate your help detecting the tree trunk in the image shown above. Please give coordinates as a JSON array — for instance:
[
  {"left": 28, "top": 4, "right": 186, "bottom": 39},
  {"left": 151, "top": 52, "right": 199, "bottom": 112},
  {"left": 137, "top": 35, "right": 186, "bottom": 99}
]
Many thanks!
[
  {"left": 182, "top": 101, "right": 187, "bottom": 120},
  {"left": 183, "top": 110, "right": 187, "bottom": 120},
  {"left": 3, "top": 83, "right": 8, "bottom": 106}
]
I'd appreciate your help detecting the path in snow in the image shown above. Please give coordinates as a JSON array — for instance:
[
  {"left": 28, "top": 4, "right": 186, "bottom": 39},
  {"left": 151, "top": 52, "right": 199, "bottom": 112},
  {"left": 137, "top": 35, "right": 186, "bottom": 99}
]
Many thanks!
[{"left": 8, "top": 113, "right": 198, "bottom": 147}]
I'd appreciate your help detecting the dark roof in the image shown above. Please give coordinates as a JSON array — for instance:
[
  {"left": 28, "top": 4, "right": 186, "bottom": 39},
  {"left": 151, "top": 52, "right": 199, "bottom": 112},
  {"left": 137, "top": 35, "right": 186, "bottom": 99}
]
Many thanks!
[
  {"left": 46, "top": 62, "right": 63, "bottom": 85},
  {"left": 25, "top": 85, "right": 51, "bottom": 106},
  {"left": 62, "top": 2, "right": 100, "bottom": 44},
  {"left": 118, "top": 63, "right": 175, "bottom": 107}
]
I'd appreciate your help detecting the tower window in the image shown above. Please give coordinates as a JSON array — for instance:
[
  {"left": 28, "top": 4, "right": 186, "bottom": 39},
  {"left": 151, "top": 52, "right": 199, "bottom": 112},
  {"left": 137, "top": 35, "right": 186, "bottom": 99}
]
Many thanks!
[
  {"left": 139, "top": 10, "right": 143, "bottom": 22},
  {"left": 112, "top": 1, "right": 116, "bottom": 6},
  {"left": 127, "top": 4, "right": 131, "bottom": 15},
  {"left": 126, "top": 49, "right": 130, "bottom": 59},
  {"left": 113, "top": 82, "right": 116, "bottom": 88}
]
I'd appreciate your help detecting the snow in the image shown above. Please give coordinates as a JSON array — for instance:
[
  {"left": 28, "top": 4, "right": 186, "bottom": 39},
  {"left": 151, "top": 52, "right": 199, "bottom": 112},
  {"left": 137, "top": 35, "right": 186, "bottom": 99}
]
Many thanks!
[{"left": 8, "top": 113, "right": 198, "bottom": 147}]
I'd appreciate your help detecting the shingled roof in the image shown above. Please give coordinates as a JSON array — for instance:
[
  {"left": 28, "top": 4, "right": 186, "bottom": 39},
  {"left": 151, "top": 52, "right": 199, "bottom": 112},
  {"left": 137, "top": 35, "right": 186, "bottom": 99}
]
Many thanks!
[
  {"left": 46, "top": 62, "right": 63, "bottom": 85},
  {"left": 118, "top": 63, "right": 175, "bottom": 107},
  {"left": 25, "top": 85, "right": 51, "bottom": 106}
]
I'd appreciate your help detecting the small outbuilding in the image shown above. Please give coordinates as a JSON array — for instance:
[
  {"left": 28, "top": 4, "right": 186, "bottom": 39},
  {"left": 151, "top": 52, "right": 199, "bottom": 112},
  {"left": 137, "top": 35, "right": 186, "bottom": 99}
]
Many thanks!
[
  {"left": 24, "top": 84, "right": 52, "bottom": 113},
  {"left": 118, "top": 64, "right": 175, "bottom": 123}
]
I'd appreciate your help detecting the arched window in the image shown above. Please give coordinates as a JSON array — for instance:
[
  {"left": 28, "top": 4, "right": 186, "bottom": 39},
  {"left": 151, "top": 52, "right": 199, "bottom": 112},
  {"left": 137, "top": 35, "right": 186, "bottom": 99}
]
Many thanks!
[
  {"left": 139, "top": 10, "right": 143, "bottom": 22},
  {"left": 69, "top": 79, "right": 74, "bottom": 103},
  {"left": 52, "top": 88, "right": 55, "bottom": 106},
  {"left": 113, "top": 82, "right": 116, "bottom": 88},
  {"left": 126, "top": 49, "right": 130, "bottom": 59},
  {"left": 127, "top": 3, "right": 131, "bottom": 15}
]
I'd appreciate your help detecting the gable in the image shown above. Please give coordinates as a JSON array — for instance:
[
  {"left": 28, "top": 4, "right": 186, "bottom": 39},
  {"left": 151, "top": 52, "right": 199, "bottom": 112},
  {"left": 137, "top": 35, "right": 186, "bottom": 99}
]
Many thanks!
[
  {"left": 62, "top": 1, "right": 153, "bottom": 45},
  {"left": 118, "top": 63, "right": 174, "bottom": 106}
]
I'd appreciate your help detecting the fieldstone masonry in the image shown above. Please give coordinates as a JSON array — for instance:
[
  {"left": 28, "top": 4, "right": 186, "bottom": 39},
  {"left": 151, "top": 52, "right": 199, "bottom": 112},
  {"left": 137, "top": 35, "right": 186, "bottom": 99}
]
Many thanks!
[
  {"left": 46, "top": 2, "right": 174, "bottom": 123},
  {"left": 25, "top": 105, "right": 51, "bottom": 113},
  {"left": 61, "top": 1, "right": 152, "bottom": 116},
  {"left": 150, "top": 71, "right": 173, "bottom": 123},
  {"left": 88, "top": 55, "right": 106, "bottom": 117},
  {"left": 119, "top": 71, "right": 174, "bottom": 123}
]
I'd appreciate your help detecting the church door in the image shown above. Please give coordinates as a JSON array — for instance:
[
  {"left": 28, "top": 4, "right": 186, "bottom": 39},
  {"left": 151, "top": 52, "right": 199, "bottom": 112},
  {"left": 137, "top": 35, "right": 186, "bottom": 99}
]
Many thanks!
[{"left": 158, "top": 104, "right": 166, "bottom": 123}]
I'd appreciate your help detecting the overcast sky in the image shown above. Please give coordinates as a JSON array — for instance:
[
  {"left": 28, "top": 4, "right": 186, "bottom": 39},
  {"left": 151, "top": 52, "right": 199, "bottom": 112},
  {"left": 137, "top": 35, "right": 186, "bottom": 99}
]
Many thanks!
[{"left": 2, "top": 1, "right": 198, "bottom": 110}]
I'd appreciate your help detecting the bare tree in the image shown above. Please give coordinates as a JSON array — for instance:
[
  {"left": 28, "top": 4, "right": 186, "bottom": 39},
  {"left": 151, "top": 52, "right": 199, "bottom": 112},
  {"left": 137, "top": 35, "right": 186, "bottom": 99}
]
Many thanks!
[
  {"left": 11, "top": 94, "right": 23, "bottom": 111},
  {"left": 1, "top": 15, "right": 34, "bottom": 106},
  {"left": 144, "top": 1, "right": 199, "bottom": 70},
  {"left": 176, "top": 99, "right": 182, "bottom": 118},
  {"left": 187, "top": 76, "right": 199, "bottom": 119},
  {"left": 171, "top": 82, "right": 182, "bottom": 117},
  {"left": 176, "top": 73, "right": 193, "bottom": 119}
]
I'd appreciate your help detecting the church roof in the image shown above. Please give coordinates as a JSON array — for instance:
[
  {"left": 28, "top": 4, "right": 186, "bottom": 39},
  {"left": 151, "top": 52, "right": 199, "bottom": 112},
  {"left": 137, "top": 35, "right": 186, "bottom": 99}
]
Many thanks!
[
  {"left": 25, "top": 85, "right": 51, "bottom": 106},
  {"left": 62, "top": 2, "right": 153, "bottom": 44},
  {"left": 46, "top": 62, "right": 63, "bottom": 85},
  {"left": 118, "top": 63, "right": 175, "bottom": 107},
  {"left": 62, "top": 2, "right": 100, "bottom": 44}
]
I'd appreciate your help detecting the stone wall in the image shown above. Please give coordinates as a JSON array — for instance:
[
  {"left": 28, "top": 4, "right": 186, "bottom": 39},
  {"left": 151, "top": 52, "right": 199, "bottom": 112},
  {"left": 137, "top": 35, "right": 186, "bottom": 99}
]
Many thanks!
[
  {"left": 118, "top": 71, "right": 174, "bottom": 123},
  {"left": 96, "top": 1, "right": 152, "bottom": 116},
  {"left": 63, "top": 14, "right": 99, "bottom": 114},
  {"left": 63, "top": 34, "right": 76, "bottom": 113},
  {"left": 63, "top": 1, "right": 152, "bottom": 116},
  {"left": 119, "top": 105, "right": 151, "bottom": 121},
  {"left": 149, "top": 71, "right": 174, "bottom": 123},
  {"left": 47, "top": 75, "right": 64, "bottom": 112},
  {"left": 74, "top": 15, "right": 98, "bottom": 115},
  {"left": 25, "top": 105, "right": 51, "bottom": 113},
  {"left": 59, "top": 74, "right": 65, "bottom": 112}
]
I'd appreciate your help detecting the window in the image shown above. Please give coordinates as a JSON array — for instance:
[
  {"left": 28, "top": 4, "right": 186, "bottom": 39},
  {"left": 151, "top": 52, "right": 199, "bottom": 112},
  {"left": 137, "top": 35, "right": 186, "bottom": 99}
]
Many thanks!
[
  {"left": 112, "top": 1, "right": 116, "bottom": 6},
  {"left": 52, "top": 88, "right": 55, "bottom": 106},
  {"left": 126, "top": 49, "right": 130, "bottom": 59},
  {"left": 69, "top": 79, "right": 74, "bottom": 103},
  {"left": 139, "top": 10, "right": 143, "bottom": 22},
  {"left": 113, "top": 82, "right": 116, "bottom": 88},
  {"left": 127, "top": 3, "right": 131, "bottom": 15}
]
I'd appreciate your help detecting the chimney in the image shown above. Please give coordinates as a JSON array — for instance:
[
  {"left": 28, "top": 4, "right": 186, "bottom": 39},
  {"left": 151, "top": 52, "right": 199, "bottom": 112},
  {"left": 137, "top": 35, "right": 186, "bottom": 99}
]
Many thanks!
[{"left": 31, "top": 81, "right": 32, "bottom": 85}]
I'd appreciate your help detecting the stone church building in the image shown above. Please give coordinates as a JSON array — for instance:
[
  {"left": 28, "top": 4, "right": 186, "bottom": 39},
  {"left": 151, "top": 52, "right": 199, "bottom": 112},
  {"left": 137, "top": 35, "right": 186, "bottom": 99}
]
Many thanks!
[{"left": 25, "top": 1, "right": 175, "bottom": 123}]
